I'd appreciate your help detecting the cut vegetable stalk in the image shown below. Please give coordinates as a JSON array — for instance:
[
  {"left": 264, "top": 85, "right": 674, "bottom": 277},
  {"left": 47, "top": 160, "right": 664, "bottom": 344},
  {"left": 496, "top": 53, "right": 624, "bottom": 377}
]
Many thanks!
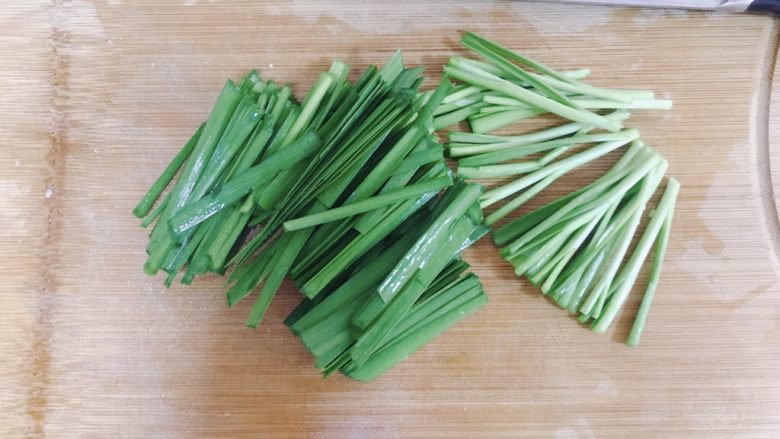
[
  {"left": 467, "top": 107, "right": 547, "bottom": 134},
  {"left": 283, "top": 175, "right": 453, "bottom": 231},
  {"left": 593, "top": 177, "right": 680, "bottom": 334},
  {"left": 344, "top": 284, "right": 486, "bottom": 382},
  {"left": 144, "top": 80, "right": 243, "bottom": 274},
  {"left": 486, "top": 96, "right": 673, "bottom": 111},
  {"left": 167, "top": 131, "right": 322, "bottom": 236},
  {"left": 626, "top": 194, "right": 676, "bottom": 347},
  {"left": 443, "top": 65, "right": 622, "bottom": 132},
  {"left": 459, "top": 129, "right": 638, "bottom": 168},
  {"left": 480, "top": 129, "right": 639, "bottom": 209},
  {"left": 459, "top": 36, "right": 576, "bottom": 107},
  {"left": 133, "top": 124, "right": 204, "bottom": 218},
  {"left": 458, "top": 161, "right": 541, "bottom": 179},
  {"left": 448, "top": 121, "right": 585, "bottom": 156}
]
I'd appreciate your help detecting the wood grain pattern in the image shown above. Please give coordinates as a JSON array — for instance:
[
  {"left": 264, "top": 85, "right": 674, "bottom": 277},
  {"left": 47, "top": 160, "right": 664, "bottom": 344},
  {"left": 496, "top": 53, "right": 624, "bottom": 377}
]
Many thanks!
[{"left": 2, "top": 1, "right": 779, "bottom": 437}]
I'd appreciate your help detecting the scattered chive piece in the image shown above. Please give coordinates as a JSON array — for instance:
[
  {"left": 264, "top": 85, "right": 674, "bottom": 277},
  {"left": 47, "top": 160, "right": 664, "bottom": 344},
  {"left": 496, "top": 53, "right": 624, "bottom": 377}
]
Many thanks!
[
  {"left": 459, "top": 129, "right": 637, "bottom": 168},
  {"left": 443, "top": 65, "right": 622, "bottom": 132},
  {"left": 458, "top": 161, "right": 541, "bottom": 179},
  {"left": 133, "top": 124, "right": 204, "bottom": 218},
  {"left": 144, "top": 80, "right": 244, "bottom": 275},
  {"left": 485, "top": 96, "right": 673, "bottom": 111},
  {"left": 140, "top": 192, "right": 170, "bottom": 229},
  {"left": 481, "top": 131, "right": 639, "bottom": 209},
  {"left": 166, "top": 131, "right": 322, "bottom": 236},
  {"left": 626, "top": 193, "right": 676, "bottom": 347},
  {"left": 459, "top": 35, "right": 577, "bottom": 108},
  {"left": 283, "top": 175, "right": 454, "bottom": 231},
  {"left": 593, "top": 177, "right": 680, "bottom": 334}
]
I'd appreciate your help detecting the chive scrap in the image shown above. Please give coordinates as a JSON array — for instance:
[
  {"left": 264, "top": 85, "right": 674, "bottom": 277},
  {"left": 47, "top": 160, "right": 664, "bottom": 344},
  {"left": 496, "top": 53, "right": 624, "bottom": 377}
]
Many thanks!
[
  {"left": 143, "top": 80, "right": 244, "bottom": 274},
  {"left": 481, "top": 130, "right": 639, "bottom": 210},
  {"left": 133, "top": 124, "right": 204, "bottom": 219},
  {"left": 626, "top": 189, "right": 676, "bottom": 347},
  {"left": 166, "top": 131, "right": 322, "bottom": 236},
  {"left": 593, "top": 178, "right": 680, "bottom": 334},
  {"left": 443, "top": 64, "right": 622, "bottom": 132},
  {"left": 283, "top": 175, "right": 454, "bottom": 231}
]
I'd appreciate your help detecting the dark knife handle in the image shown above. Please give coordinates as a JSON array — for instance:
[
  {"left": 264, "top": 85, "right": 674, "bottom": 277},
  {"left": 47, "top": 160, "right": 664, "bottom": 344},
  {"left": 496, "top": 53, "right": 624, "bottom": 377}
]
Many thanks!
[{"left": 747, "top": 0, "right": 780, "bottom": 15}]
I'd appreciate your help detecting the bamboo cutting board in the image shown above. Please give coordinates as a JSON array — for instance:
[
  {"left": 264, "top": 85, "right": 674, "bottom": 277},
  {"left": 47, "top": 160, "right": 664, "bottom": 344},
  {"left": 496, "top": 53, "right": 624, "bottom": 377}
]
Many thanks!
[{"left": 2, "top": 1, "right": 780, "bottom": 437}]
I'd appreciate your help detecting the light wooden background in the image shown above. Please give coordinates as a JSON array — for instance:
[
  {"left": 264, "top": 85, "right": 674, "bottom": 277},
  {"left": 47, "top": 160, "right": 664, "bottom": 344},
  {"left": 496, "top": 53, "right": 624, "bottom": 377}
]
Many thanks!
[{"left": 2, "top": 1, "right": 779, "bottom": 438}]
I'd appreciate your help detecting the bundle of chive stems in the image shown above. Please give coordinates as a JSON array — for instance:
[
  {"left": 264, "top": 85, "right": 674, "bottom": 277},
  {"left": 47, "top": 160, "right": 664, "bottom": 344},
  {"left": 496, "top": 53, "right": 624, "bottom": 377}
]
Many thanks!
[
  {"left": 435, "top": 32, "right": 679, "bottom": 346},
  {"left": 134, "top": 32, "right": 679, "bottom": 381},
  {"left": 135, "top": 53, "right": 488, "bottom": 381}
]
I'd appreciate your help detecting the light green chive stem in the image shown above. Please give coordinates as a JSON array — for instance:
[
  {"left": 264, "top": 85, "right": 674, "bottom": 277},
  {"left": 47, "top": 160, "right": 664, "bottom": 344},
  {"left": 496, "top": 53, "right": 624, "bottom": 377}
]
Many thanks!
[
  {"left": 443, "top": 65, "right": 622, "bottom": 132},
  {"left": 480, "top": 129, "right": 639, "bottom": 208},
  {"left": 283, "top": 175, "right": 454, "bottom": 231},
  {"left": 626, "top": 194, "right": 676, "bottom": 347},
  {"left": 593, "top": 177, "right": 680, "bottom": 334}
]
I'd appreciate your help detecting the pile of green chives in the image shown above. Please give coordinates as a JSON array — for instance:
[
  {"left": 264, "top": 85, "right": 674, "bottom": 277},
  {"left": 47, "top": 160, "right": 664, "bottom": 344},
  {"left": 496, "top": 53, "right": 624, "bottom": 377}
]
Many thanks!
[
  {"left": 135, "top": 33, "right": 683, "bottom": 383},
  {"left": 436, "top": 32, "right": 679, "bottom": 346},
  {"left": 136, "top": 54, "right": 488, "bottom": 380}
]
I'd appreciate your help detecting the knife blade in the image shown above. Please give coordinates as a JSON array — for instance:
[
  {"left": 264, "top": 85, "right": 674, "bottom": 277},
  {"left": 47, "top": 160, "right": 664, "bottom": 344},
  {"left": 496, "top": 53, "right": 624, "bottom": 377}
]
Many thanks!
[{"left": 527, "top": 0, "right": 779, "bottom": 15}]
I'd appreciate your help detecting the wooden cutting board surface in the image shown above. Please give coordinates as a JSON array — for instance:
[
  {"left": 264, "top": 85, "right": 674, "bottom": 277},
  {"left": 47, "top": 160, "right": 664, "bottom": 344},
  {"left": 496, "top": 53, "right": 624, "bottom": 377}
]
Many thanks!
[{"left": 2, "top": 1, "right": 780, "bottom": 437}]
